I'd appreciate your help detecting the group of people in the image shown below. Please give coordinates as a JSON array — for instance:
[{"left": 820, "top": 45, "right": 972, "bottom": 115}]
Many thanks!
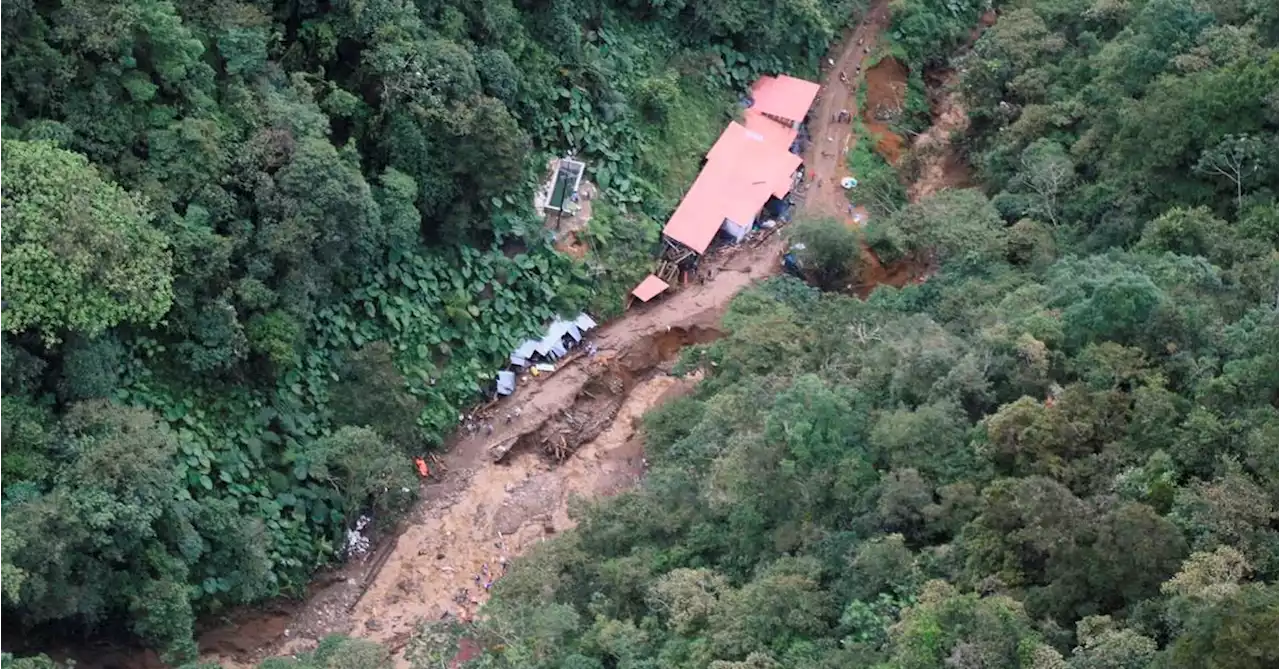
[{"left": 451, "top": 557, "right": 511, "bottom": 622}]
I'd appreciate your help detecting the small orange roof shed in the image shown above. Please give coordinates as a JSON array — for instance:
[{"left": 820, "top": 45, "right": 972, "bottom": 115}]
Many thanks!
[
  {"left": 750, "top": 75, "right": 821, "bottom": 125},
  {"left": 631, "top": 274, "right": 670, "bottom": 302}
]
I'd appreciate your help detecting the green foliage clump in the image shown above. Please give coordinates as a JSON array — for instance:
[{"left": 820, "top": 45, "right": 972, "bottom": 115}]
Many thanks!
[
  {"left": 847, "top": 119, "right": 908, "bottom": 219},
  {"left": 786, "top": 216, "right": 864, "bottom": 290},
  {"left": 888, "top": 0, "right": 988, "bottom": 68},
  {"left": 866, "top": 188, "right": 1006, "bottom": 268},
  {"left": 1, "top": 140, "right": 173, "bottom": 342}
]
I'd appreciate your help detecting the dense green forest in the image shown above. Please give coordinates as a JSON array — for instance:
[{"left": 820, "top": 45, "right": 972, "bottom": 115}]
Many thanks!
[
  {"left": 0, "top": 0, "right": 851, "bottom": 660},
  {"left": 2, "top": 0, "right": 1277, "bottom": 665},
  {"left": 404, "top": 0, "right": 1276, "bottom": 667}
]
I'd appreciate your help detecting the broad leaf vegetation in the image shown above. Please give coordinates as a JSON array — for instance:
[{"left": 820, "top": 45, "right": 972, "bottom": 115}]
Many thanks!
[{"left": 1, "top": 0, "right": 1276, "bottom": 666}]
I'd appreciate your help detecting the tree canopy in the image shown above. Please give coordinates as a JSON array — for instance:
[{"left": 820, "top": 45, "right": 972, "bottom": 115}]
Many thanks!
[{"left": 2, "top": 140, "right": 173, "bottom": 341}]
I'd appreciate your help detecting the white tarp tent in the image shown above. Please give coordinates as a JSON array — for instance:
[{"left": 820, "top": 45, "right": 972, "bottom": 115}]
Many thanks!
[{"left": 719, "top": 216, "right": 751, "bottom": 242}]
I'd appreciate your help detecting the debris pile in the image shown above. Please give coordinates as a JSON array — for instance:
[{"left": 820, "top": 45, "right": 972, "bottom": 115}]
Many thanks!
[{"left": 343, "top": 515, "right": 374, "bottom": 559}]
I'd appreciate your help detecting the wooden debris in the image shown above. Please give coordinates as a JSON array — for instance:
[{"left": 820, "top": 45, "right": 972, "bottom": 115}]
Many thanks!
[
  {"left": 488, "top": 436, "right": 521, "bottom": 463},
  {"left": 347, "top": 534, "right": 399, "bottom": 612}
]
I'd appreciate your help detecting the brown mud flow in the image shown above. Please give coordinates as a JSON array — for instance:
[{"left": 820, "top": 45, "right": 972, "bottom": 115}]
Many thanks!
[
  {"left": 519, "top": 326, "right": 721, "bottom": 463},
  {"left": 906, "top": 66, "right": 974, "bottom": 201},
  {"left": 189, "top": 239, "right": 781, "bottom": 668}
]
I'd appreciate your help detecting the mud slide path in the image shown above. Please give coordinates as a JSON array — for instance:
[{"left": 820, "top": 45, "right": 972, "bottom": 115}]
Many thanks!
[
  {"left": 195, "top": 10, "right": 890, "bottom": 668},
  {"left": 197, "top": 241, "right": 789, "bottom": 668},
  {"left": 906, "top": 9, "right": 996, "bottom": 201},
  {"left": 907, "top": 70, "right": 973, "bottom": 201}
]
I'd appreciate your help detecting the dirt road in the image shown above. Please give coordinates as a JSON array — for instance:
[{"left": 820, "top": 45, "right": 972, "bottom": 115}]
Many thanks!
[
  {"left": 802, "top": 0, "right": 892, "bottom": 221},
  {"left": 191, "top": 7, "right": 892, "bottom": 667}
]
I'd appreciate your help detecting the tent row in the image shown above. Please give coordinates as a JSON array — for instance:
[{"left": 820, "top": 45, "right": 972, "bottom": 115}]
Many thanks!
[{"left": 496, "top": 313, "right": 599, "bottom": 396}]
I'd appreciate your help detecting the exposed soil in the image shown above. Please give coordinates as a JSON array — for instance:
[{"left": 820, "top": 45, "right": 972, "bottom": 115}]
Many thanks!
[
  {"left": 554, "top": 231, "right": 589, "bottom": 259},
  {"left": 906, "top": 68, "right": 972, "bottom": 201},
  {"left": 907, "top": 9, "right": 994, "bottom": 201},
  {"left": 548, "top": 176, "right": 597, "bottom": 260},
  {"left": 861, "top": 56, "right": 909, "bottom": 165},
  {"left": 856, "top": 60, "right": 971, "bottom": 290},
  {"left": 334, "top": 371, "right": 702, "bottom": 662},
  {"left": 846, "top": 11, "right": 993, "bottom": 291}
]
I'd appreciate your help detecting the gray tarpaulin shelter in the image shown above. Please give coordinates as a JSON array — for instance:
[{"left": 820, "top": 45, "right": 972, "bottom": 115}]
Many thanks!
[
  {"left": 496, "top": 371, "right": 517, "bottom": 396},
  {"left": 496, "top": 313, "right": 599, "bottom": 395}
]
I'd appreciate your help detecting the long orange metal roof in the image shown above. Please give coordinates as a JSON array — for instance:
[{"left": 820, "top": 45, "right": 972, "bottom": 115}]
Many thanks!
[
  {"left": 750, "top": 75, "right": 821, "bottom": 124},
  {"left": 744, "top": 109, "right": 798, "bottom": 150},
  {"left": 662, "top": 168, "right": 731, "bottom": 254},
  {"left": 662, "top": 106, "right": 807, "bottom": 253}
]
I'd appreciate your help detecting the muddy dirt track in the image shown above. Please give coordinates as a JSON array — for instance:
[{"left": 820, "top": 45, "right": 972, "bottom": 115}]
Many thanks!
[
  {"left": 181, "top": 5, "right": 897, "bottom": 668},
  {"left": 805, "top": 0, "right": 892, "bottom": 221},
  {"left": 191, "top": 240, "right": 793, "bottom": 668}
]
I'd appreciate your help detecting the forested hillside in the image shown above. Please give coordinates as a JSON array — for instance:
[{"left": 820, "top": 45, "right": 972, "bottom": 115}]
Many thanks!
[
  {"left": 0, "top": 0, "right": 853, "bottom": 660},
  {"left": 404, "top": 0, "right": 1279, "bottom": 667}
]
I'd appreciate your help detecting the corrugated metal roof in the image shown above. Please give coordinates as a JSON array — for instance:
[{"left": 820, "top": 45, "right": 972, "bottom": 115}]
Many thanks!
[
  {"left": 662, "top": 116, "right": 804, "bottom": 254},
  {"left": 661, "top": 168, "right": 733, "bottom": 253},
  {"left": 750, "top": 75, "right": 821, "bottom": 124},
  {"left": 744, "top": 109, "right": 799, "bottom": 151},
  {"left": 631, "top": 274, "right": 670, "bottom": 302},
  {"left": 514, "top": 340, "right": 539, "bottom": 359},
  {"left": 496, "top": 371, "right": 516, "bottom": 395}
]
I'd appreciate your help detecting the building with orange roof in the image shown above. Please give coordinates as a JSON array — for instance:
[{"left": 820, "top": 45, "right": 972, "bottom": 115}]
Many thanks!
[
  {"left": 631, "top": 74, "right": 818, "bottom": 304},
  {"left": 749, "top": 75, "right": 821, "bottom": 127},
  {"left": 631, "top": 274, "right": 670, "bottom": 302},
  {"left": 660, "top": 75, "right": 816, "bottom": 254}
]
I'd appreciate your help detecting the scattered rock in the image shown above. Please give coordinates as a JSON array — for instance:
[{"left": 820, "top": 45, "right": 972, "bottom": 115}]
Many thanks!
[{"left": 365, "top": 619, "right": 381, "bottom": 631}]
